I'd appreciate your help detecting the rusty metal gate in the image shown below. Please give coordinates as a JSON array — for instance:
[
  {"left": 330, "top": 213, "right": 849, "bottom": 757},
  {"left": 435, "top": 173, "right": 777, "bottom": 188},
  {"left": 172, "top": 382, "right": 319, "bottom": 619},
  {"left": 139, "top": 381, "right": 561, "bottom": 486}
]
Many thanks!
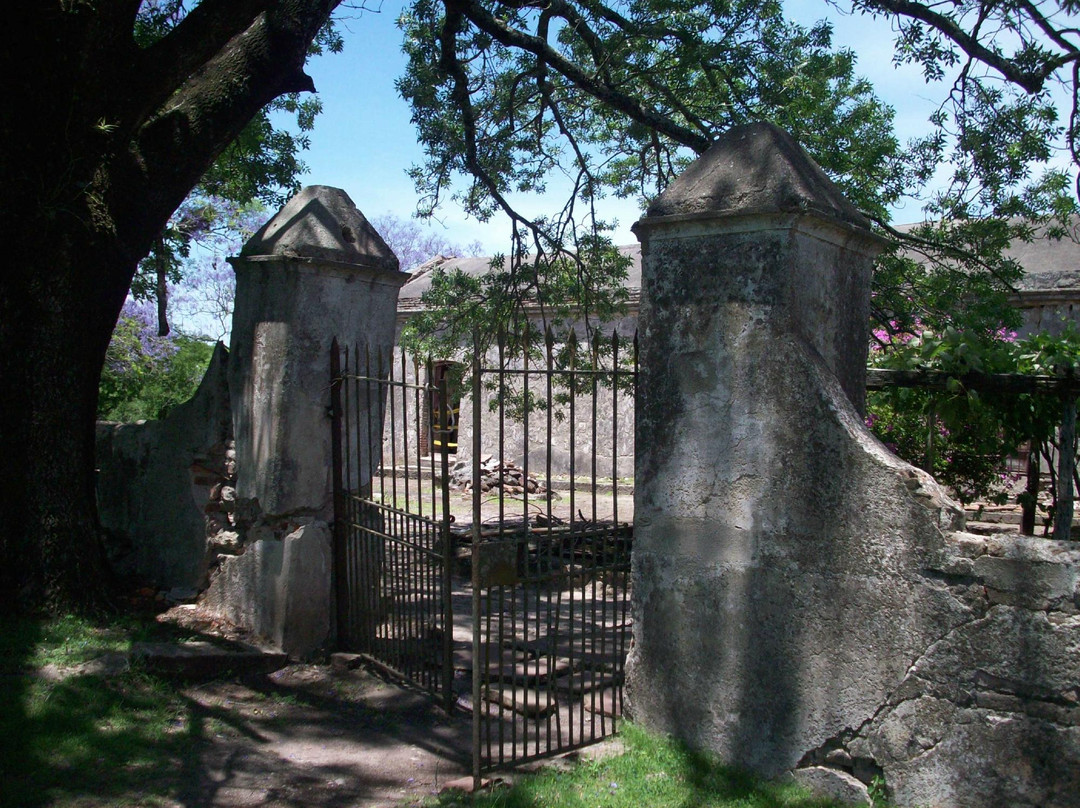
[
  {"left": 465, "top": 329, "right": 636, "bottom": 779},
  {"left": 330, "top": 329, "right": 636, "bottom": 781},
  {"left": 330, "top": 339, "right": 456, "bottom": 712}
]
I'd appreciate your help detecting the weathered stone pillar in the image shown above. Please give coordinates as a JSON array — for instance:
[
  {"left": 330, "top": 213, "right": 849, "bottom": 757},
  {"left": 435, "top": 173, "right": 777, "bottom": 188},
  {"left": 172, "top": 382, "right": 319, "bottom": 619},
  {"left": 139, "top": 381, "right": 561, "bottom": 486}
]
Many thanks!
[
  {"left": 203, "top": 186, "right": 407, "bottom": 657},
  {"left": 625, "top": 124, "right": 970, "bottom": 798},
  {"left": 228, "top": 185, "right": 407, "bottom": 520}
]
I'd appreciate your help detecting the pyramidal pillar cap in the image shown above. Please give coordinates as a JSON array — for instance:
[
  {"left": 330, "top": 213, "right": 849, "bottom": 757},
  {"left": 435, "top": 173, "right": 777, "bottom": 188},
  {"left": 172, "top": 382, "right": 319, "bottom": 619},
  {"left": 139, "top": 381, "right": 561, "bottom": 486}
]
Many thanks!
[
  {"left": 633, "top": 122, "right": 883, "bottom": 241},
  {"left": 235, "top": 185, "right": 406, "bottom": 277}
]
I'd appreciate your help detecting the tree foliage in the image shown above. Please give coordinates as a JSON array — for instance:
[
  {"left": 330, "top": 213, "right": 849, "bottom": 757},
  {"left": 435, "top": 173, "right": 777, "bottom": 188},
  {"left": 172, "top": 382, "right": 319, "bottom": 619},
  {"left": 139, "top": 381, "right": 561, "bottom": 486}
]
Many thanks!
[
  {"left": 129, "top": 0, "right": 341, "bottom": 335},
  {"left": 847, "top": 0, "right": 1080, "bottom": 341},
  {"left": 868, "top": 323, "right": 1080, "bottom": 522},
  {"left": 398, "top": 0, "right": 907, "bottom": 355},
  {"left": 395, "top": 0, "right": 1080, "bottom": 360},
  {"left": 99, "top": 302, "right": 215, "bottom": 422}
]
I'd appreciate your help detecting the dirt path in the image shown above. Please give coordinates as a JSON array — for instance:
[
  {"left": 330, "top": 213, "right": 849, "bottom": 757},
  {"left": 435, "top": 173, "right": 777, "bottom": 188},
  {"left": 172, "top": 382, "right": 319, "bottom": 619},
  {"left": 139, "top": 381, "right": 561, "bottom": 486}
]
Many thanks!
[
  {"left": 172, "top": 663, "right": 472, "bottom": 808},
  {"left": 140, "top": 606, "right": 476, "bottom": 808}
]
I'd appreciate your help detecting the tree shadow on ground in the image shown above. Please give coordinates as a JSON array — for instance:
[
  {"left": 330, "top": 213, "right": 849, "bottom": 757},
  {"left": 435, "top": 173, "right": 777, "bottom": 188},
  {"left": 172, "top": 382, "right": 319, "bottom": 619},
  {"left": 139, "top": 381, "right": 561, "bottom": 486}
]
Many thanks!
[{"left": 0, "top": 613, "right": 472, "bottom": 808}]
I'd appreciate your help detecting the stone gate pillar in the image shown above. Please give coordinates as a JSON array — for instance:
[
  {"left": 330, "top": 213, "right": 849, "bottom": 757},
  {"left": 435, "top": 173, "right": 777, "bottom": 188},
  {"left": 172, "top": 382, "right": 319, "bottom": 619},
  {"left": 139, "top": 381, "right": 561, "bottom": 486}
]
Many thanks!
[
  {"left": 625, "top": 123, "right": 972, "bottom": 800},
  {"left": 228, "top": 185, "right": 407, "bottom": 520},
  {"left": 203, "top": 186, "right": 407, "bottom": 657}
]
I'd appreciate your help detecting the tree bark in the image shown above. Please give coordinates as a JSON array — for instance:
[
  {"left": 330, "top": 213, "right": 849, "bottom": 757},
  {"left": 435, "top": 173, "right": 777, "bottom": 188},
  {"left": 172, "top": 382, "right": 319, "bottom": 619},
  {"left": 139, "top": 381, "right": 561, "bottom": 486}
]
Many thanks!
[
  {"left": 0, "top": 225, "right": 133, "bottom": 613},
  {"left": 0, "top": 0, "right": 340, "bottom": 615}
]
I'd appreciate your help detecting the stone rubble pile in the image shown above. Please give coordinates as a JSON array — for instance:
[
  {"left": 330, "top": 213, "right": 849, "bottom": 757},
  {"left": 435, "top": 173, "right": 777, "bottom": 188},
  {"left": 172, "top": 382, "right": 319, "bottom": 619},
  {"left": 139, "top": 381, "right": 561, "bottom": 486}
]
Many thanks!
[
  {"left": 450, "top": 456, "right": 548, "bottom": 496},
  {"left": 201, "top": 440, "right": 243, "bottom": 553}
]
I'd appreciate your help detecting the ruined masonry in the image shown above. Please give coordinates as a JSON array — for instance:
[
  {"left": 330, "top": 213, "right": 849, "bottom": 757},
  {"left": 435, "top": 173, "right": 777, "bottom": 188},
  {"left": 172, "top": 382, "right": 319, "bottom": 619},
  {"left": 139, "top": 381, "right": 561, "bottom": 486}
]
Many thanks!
[
  {"left": 625, "top": 122, "right": 1080, "bottom": 808},
  {"left": 200, "top": 186, "right": 408, "bottom": 657},
  {"left": 96, "top": 186, "right": 408, "bottom": 657}
]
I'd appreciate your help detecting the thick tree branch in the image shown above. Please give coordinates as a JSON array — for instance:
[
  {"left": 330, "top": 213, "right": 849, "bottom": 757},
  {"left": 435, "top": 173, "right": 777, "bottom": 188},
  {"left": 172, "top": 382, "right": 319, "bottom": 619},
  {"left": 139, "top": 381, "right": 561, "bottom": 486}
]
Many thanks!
[
  {"left": 135, "top": 0, "right": 283, "bottom": 118},
  {"left": 115, "top": 1, "right": 338, "bottom": 258},
  {"left": 448, "top": 0, "right": 712, "bottom": 153},
  {"left": 864, "top": 0, "right": 1076, "bottom": 92}
]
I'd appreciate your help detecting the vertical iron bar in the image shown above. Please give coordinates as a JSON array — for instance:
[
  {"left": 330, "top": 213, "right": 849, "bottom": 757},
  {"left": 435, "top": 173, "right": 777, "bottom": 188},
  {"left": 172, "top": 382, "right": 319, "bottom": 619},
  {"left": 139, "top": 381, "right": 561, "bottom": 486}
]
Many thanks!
[
  {"left": 388, "top": 358, "right": 406, "bottom": 674},
  {"left": 374, "top": 347, "right": 385, "bottom": 516},
  {"left": 414, "top": 356, "right": 424, "bottom": 519},
  {"left": 428, "top": 358, "right": 437, "bottom": 526},
  {"left": 356, "top": 345, "right": 370, "bottom": 650},
  {"left": 439, "top": 369, "right": 455, "bottom": 712},
  {"left": 610, "top": 330, "right": 620, "bottom": 729},
  {"left": 403, "top": 375, "right": 417, "bottom": 683},
  {"left": 342, "top": 346, "right": 355, "bottom": 647},
  {"left": 378, "top": 349, "right": 396, "bottom": 668},
  {"left": 496, "top": 327, "right": 509, "bottom": 764},
  {"left": 412, "top": 356, "right": 428, "bottom": 684},
  {"left": 331, "top": 339, "right": 348, "bottom": 649},
  {"left": 589, "top": 333, "right": 600, "bottom": 740},
  {"left": 390, "top": 352, "right": 399, "bottom": 517},
  {"left": 521, "top": 339, "right": 533, "bottom": 759},
  {"left": 592, "top": 331, "right": 599, "bottom": 526},
  {"left": 621, "top": 332, "right": 637, "bottom": 715},
  {"left": 402, "top": 351, "right": 411, "bottom": 515},
  {"left": 522, "top": 329, "right": 535, "bottom": 760},
  {"left": 427, "top": 358, "right": 438, "bottom": 684},
  {"left": 546, "top": 327, "right": 561, "bottom": 754},
  {"left": 1022, "top": 439, "right": 1039, "bottom": 535},
  {"left": 370, "top": 347, "right": 386, "bottom": 659},
  {"left": 471, "top": 333, "right": 483, "bottom": 788},
  {"left": 568, "top": 331, "right": 579, "bottom": 746}
]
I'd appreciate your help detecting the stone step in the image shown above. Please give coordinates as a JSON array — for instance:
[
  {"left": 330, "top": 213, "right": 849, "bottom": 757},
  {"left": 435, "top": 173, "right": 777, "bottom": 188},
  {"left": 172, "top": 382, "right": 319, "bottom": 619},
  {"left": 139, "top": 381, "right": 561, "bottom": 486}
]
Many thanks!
[
  {"left": 964, "top": 521, "right": 1022, "bottom": 536},
  {"left": 132, "top": 641, "right": 287, "bottom": 679},
  {"left": 484, "top": 684, "right": 556, "bottom": 717},
  {"left": 965, "top": 509, "right": 1023, "bottom": 525},
  {"left": 552, "top": 670, "right": 621, "bottom": 697},
  {"left": 480, "top": 655, "right": 572, "bottom": 685}
]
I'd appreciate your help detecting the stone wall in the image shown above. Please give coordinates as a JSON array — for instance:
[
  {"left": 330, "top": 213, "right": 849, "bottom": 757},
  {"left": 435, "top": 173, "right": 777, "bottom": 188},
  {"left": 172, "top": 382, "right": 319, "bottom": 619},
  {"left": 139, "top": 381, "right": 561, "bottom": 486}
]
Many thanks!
[
  {"left": 383, "top": 326, "right": 636, "bottom": 480},
  {"left": 625, "top": 122, "right": 1079, "bottom": 808},
  {"left": 96, "top": 343, "right": 232, "bottom": 592},
  {"left": 849, "top": 532, "right": 1080, "bottom": 807}
]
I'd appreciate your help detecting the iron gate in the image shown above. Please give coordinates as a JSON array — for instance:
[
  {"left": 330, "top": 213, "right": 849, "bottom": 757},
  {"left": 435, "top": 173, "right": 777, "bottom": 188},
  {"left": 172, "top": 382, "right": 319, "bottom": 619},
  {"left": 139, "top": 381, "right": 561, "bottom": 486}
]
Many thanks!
[
  {"left": 330, "top": 339, "right": 456, "bottom": 711},
  {"left": 466, "top": 329, "right": 635, "bottom": 777},
  {"left": 331, "top": 329, "right": 636, "bottom": 780}
]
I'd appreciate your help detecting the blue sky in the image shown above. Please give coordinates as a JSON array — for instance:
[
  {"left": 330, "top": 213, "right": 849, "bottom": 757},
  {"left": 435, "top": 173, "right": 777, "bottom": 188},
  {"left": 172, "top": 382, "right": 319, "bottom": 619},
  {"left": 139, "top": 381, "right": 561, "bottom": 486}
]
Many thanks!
[{"left": 287, "top": 2, "right": 959, "bottom": 252}]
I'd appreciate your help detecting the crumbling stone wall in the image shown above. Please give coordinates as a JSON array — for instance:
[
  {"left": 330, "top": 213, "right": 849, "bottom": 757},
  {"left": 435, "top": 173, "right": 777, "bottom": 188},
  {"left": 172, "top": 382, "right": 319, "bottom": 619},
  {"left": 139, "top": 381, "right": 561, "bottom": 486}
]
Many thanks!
[
  {"left": 95, "top": 343, "right": 232, "bottom": 593},
  {"left": 845, "top": 532, "right": 1079, "bottom": 807},
  {"left": 625, "top": 122, "right": 1079, "bottom": 808},
  {"left": 97, "top": 187, "right": 407, "bottom": 657}
]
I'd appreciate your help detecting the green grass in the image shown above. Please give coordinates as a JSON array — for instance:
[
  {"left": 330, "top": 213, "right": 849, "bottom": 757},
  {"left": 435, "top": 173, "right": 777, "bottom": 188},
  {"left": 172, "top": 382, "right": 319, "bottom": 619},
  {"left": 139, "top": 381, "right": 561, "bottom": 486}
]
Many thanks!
[
  {"left": 434, "top": 725, "right": 869, "bottom": 808},
  {"left": 0, "top": 614, "right": 204, "bottom": 808}
]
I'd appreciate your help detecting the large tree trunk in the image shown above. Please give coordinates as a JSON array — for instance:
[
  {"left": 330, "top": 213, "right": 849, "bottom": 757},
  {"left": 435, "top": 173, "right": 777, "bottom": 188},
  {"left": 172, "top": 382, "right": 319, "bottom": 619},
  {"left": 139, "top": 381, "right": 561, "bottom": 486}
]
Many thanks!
[
  {"left": 0, "top": 0, "right": 339, "bottom": 615},
  {"left": 0, "top": 228, "right": 135, "bottom": 614}
]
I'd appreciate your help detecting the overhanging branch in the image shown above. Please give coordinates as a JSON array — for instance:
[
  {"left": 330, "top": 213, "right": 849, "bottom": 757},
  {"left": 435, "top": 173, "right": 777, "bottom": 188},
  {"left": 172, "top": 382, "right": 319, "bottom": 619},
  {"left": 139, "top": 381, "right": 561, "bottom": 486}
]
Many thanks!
[
  {"left": 449, "top": 0, "right": 713, "bottom": 153},
  {"left": 863, "top": 0, "right": 1077, "bottom": 93}
]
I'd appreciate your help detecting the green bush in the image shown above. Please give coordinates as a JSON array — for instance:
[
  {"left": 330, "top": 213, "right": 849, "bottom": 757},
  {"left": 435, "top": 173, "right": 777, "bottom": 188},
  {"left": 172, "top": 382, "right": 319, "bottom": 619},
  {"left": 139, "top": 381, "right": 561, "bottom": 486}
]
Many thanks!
[{"left": 98, "top": 302, "right": 214, "bottom": 422}]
